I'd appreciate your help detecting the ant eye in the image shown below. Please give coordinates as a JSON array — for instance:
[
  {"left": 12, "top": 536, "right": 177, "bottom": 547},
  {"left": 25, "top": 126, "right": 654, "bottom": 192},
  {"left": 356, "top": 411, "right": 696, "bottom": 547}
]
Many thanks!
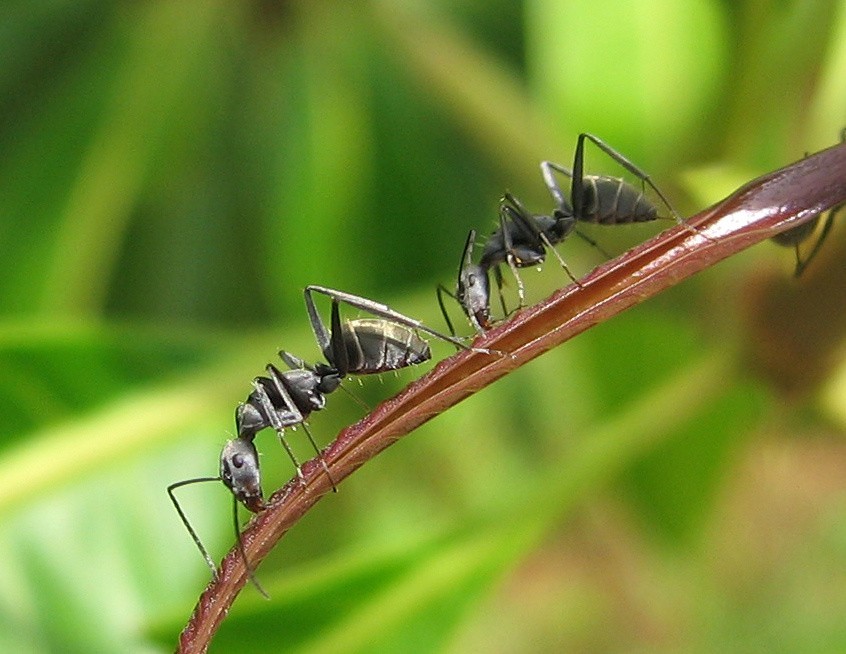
[{"left": 232, "top": 453, "right": 244, "bottom": 468}]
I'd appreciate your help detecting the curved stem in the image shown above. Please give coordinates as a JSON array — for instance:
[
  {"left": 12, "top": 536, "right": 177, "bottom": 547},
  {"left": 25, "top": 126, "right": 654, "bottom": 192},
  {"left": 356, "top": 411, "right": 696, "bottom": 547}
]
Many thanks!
[{"left": 177, "top": 139, "right": 846, "bottom": 653}]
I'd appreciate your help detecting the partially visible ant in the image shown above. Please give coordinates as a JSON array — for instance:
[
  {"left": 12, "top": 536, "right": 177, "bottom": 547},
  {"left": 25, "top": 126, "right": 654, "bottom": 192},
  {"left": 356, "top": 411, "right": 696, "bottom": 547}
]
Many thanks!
[
  {"left": 168, "top": 285, "right": 475, "bottom": 592},
  {"left": 771, "top": 207, "right": 841, "bottom": 277},
  {"left": 439, "top": 133, "right": 683, "bottom": 333},
  {"left": 771, "top": 128, "right": 845, "bottom": 277}
]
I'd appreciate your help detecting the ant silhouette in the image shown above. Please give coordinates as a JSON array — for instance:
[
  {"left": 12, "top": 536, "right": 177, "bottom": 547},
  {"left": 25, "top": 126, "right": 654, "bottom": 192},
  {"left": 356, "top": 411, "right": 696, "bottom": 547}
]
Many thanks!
[
  {"left": 439, "top": 133, "right": 683, "bottom": 333},
  {"left": 168, "top": 285, "right": 474, "bottom": 592}
]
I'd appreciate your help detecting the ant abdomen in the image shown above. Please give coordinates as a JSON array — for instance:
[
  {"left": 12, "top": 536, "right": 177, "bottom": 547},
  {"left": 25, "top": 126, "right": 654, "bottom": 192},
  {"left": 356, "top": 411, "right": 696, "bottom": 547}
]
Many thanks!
[
  {"left": 580, "top": 176, "right": 658, "bottom": 225},
  {"left": 341, "top": 318, "right": 431, "bottom": 374}
]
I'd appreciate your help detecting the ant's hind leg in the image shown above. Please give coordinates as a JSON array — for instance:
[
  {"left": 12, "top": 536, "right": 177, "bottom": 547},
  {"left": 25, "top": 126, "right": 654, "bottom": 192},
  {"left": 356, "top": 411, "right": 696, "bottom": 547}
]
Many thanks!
[{"left": 794, "top": 205, "right": 840, "bottom": 277}]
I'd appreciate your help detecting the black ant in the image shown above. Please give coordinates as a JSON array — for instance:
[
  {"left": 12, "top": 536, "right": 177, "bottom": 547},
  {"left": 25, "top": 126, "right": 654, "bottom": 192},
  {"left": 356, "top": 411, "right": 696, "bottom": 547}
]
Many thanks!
[
  {"left": 439, "top": 133, "right": 683, "bottom": 333},
  {"left": 168, "top": 285, "right": 474, "bottom": 591},
  {"left": 771, "top": 128, "right": 845, "bottom": 277}
]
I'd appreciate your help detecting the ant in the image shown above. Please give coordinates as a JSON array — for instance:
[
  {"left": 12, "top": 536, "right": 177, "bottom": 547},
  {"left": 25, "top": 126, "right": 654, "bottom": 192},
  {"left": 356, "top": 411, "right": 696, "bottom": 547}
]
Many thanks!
[
  {"left": 168, "top": 285, "right": 474, "bottom": 591},
  {"left": 436, "top": 196, "right": 579, "bottom": 334},
  {"left": 439, "top": 133, "right": 683, "bottom": 333},
  {"left": 771, "top": 128, "right": 845, "bottom": 277}
]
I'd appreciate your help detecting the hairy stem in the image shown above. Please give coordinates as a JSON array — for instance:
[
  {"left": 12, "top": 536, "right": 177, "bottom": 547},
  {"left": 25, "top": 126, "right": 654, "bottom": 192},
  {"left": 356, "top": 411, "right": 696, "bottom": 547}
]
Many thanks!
[{"left": 177, "top": 139, "right": 846, "bottom": 653}]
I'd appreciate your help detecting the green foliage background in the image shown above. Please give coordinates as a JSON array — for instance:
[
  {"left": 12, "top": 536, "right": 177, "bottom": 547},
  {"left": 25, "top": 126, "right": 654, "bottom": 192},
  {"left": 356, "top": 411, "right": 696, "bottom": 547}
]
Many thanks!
[{"left": 1, "top": 1, "right": 846, "bottom": 652}]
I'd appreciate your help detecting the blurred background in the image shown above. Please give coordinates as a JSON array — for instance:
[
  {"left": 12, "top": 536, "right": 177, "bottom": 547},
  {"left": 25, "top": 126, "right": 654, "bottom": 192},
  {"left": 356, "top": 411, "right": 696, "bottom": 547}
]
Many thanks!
[{"left": 1, "top": 0, "right": 845, "bottom": 652}]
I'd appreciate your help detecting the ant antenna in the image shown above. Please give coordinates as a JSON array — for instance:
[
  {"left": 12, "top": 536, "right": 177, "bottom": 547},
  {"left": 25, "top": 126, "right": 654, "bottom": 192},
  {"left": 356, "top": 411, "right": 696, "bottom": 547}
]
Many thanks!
[{"left": 167, "top": 476, "right": 269, "bottom": 598}]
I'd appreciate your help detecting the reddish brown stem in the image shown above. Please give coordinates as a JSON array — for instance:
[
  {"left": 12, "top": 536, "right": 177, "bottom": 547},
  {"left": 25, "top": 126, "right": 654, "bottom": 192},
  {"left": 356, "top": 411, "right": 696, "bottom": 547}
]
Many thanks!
[{"left": 177, "top": 139, "right": 846, "bottom": 653}]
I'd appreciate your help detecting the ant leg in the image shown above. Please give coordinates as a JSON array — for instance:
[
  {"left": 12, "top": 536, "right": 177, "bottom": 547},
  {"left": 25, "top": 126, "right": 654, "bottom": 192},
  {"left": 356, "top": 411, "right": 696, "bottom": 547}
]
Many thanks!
[
  {"left": 249, "top": 377, "right": 305, "bottom": 483},
  {"left": 491, "top": 266, "right": 509, "bottom": 317},
  {"left": 500, "top": 192, "right": 581, "bottom": 295},
  {"left": 300, "top": 422, "right": 337, "bottom": 492},
  {"left": 540, "top": 160, "right": 574, "bottom": 212},
  {"left": 168, "top": 476, "right": 269, "bottom": 597},
  {"left": 328, "top": 299, "right": 350, "bottom": 377},
  {"left": 264, "top": 364, "right": 336, "bottom": 490},
  {"left": 538, "top": 231, "right": 581, "bottom": 286},
  {"left": 279, "top": 350, "right": 311, "bottom": 371},
  {"left": 570, "top": 135, "right": 588, "bottom": 221},
  {"left": 499, "top": 204, "right": 528, "bottom": 307},
  {"left": 167, "top": 477, "right": 222, "bottom": 575},
  {"left": 230, "top": 496, "right": 269, "bottom": 598},
  {"left": 436, "top": 284, "right": 459, "bottom": 337},
  {"left": 504, "top": 258, "right": 527, "bottom": 307},
  {"left": 502, "top": 192, "right": 579, "bottom": 286},
  {"left": 501, "top": 192, "right": 551, "bottom": 248},
  {"left": 790, "top": 130, "right": 845, "bottom": 276},
  {"left": 304, "top": 289, "right": 333, "bottom": 359},
  {"left": 338, "top": 382, "right": 371, "bottom": 412},
  {"left": 794, "top": 205, "right": 840, "bottom": 277}
]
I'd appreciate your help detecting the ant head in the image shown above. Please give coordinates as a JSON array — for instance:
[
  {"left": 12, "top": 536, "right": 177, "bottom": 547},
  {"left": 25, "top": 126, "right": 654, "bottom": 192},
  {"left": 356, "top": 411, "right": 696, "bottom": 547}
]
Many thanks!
[
  {"left": 458, "top": 261, "right": 491, "bottom": 332},
  {"left": 220, "top": 438, "right": 265, "bottom": 513},
  {"left": 455, "top": 230, "right": 491, "bottom": 333}
]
